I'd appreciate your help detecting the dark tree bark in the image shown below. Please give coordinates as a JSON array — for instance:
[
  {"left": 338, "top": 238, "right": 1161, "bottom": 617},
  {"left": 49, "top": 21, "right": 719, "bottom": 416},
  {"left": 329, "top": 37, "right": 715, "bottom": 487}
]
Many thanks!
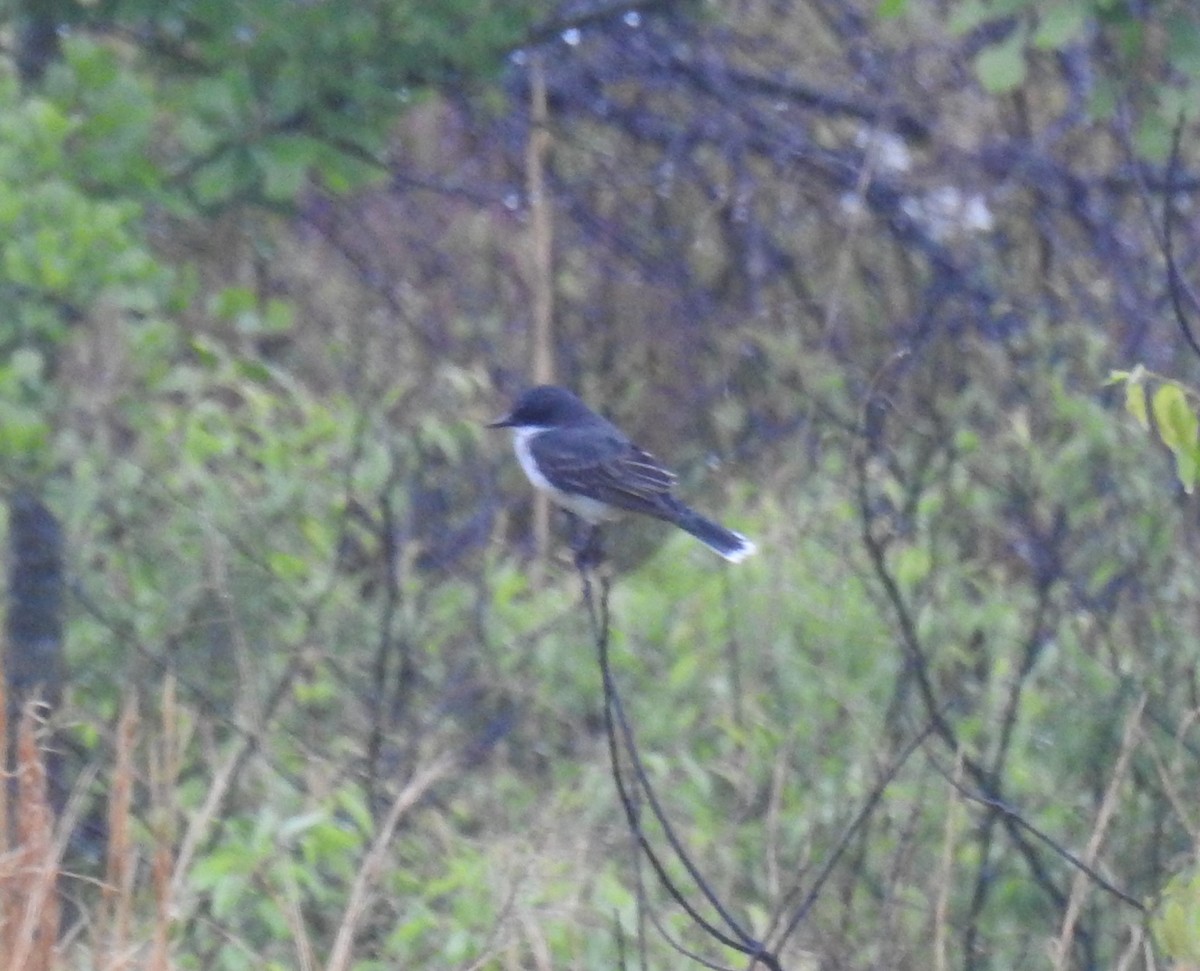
[
  {"left": 5, "top": 490, "right": 65, "bottom": 807},
  {"left": 14, "top": 0, "right": 65, "bottom": 86}
]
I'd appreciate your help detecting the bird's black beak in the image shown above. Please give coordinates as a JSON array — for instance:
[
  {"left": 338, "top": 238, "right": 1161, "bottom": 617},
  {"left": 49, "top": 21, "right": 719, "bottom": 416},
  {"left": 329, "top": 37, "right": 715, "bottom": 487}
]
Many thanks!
[{"left": 486, "top": 413, "right": 514, "bottom": 429}]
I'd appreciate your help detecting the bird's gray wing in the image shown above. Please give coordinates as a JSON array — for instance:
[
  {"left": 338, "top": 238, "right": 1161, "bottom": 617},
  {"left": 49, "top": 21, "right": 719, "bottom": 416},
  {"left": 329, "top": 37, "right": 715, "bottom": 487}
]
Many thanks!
[{"left": 529, "top": 427, "right": 678, "bottom": 517}]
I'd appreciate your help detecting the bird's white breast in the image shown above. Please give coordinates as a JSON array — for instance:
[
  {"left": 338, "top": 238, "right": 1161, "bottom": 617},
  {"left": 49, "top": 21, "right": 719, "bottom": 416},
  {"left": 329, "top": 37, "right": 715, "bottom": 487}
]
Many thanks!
[{"left": 511, "top": 427, "right": 617, "bottom": 524}]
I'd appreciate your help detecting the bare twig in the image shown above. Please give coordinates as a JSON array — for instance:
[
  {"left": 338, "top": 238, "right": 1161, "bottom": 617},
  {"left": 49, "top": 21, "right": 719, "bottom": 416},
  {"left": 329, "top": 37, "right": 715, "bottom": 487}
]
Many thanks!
[
  {"left": 934, "top": 749, "right": 965, "bottom": 971},
  {"left": 1161, "top": 118, "right": 1200, "bottom": 362},
  {"left": 768, "top": 721, "right": 934, "bottom": 957},
  {"left": 101, "top": 693, "right": 139, "bottom": 971},
  {"left": 324, "top": 756, "right": 453, "bottom": 971},
  {"left": 1052, "top": 694, "right": 1147, "bottom": 970}
]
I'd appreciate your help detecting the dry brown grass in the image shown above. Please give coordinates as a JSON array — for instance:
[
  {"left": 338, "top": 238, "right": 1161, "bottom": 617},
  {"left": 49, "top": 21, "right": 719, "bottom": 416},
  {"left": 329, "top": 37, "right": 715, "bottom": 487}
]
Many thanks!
[
  {"left": 324, "top": 754, "right": 454, "bottom": 971},
  {"left": 2, "top": 697, "right": 61, "bottom": 971},
  {"left": 100, "top": 694, "right": 138, "bottom": 971},
  {"left": 0, "top": 667, "right": 178, "bottom": 971},
  {"left": 0, "top": 655, "right": 468, "bottom": 971}
]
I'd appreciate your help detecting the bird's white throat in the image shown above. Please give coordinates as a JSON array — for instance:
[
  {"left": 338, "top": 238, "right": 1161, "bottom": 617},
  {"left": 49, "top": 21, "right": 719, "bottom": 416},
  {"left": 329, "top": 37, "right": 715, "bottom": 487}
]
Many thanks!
[{"left": 511, "top": 426, "right": 555, "bottom": 493}]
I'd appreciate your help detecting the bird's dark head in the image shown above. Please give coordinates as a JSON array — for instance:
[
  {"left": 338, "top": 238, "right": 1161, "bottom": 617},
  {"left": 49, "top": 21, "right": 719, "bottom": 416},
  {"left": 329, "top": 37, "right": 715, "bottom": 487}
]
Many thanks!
[{"left": 487, "top": 385, "right": 595, "bottom": 430}]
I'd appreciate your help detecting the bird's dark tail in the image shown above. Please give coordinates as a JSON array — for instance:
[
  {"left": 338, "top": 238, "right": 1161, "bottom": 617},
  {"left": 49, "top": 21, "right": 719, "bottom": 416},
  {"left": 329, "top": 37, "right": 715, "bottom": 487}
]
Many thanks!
[{"left": 666, "top": 500, "right": 757, "bottom": 563}]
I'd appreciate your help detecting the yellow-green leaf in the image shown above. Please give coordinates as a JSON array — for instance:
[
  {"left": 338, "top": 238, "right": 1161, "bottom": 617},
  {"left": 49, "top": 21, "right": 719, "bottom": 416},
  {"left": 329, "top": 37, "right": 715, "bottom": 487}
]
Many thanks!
[
  {"left": 1152, "top": 382, "right": 1198, "bottom": 453},
  {"left": 1151, "top": 382, "right": 1200, "bottom": 491},
  {"left": 1124, "top": 378, "right": 1149, "bottom": 431}
]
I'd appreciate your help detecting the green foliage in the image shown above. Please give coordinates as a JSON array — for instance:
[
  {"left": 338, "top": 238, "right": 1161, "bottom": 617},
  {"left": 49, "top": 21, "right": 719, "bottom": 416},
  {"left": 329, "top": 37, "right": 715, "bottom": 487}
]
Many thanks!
[
  {"left": 1112, "top": 367, "right": 1200, "bottom": 492},
  {"left": 912, "top": 0, "right": 1200, "bottom": 151},
  {"left": 1154, "top": 865, "right": 1200, "bottom": 962},
  {"left": 187, "top": 801, "right": 368, "bottom": 954},
  {"left": 0, "top": 52, "right": 171, "bottom": 484},
  {"left": 0, "top": 347, "right": 51, "bottom": 466},
  {"left": 90, "top": 0, "right": 544, "bottom": 205},
  {"left": 0, "top": 75, "right": 162, "bottom": 307},
  {"left": 43, "top": 40, "right": 160, "bottom": 192}
]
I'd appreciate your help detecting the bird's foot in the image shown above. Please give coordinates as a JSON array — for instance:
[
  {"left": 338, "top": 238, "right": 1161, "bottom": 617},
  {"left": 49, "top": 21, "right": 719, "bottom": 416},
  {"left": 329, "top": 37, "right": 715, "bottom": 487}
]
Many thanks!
[{"left": 567, "top": 516, "right": 605, "bottom": 572}]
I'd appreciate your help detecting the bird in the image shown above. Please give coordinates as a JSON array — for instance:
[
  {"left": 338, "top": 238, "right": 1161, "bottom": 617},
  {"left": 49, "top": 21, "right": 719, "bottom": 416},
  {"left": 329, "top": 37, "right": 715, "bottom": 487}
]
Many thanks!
[{"left": 488, "top": 385, "right": 756, "bottom": 564}]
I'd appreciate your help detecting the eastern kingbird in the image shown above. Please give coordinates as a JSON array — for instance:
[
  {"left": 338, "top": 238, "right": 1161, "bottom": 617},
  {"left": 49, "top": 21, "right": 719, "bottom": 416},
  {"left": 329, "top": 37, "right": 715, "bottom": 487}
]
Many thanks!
[{"left": 488, "top": 385, "right": 756, "bottom": 563}]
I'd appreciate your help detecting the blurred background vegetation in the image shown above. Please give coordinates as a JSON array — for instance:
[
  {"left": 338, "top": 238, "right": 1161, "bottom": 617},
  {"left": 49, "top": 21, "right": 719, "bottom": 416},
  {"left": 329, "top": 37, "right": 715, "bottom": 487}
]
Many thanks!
[{"left": 2, "top": 0, "right": 1200, "bottom": 968}]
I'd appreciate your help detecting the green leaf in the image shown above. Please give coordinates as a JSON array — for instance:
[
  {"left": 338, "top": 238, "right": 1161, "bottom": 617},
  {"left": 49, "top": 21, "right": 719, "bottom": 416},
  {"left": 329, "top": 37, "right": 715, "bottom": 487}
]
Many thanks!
[
  {"left": 278, "top": 810, "right": 328, "bottom": 843},
  {"left": 192, "top": 148, "right": 254, "bottom": 205},
  {"left": 301, "top": 815, "right": 361, "bottom": 861},
  {"left": 210, "top": 871, "right": 250, "bottom": 920},
  {"left": 951, "top": 0, "right": 1032, "bottom": 35},
  {"left": 190, "top": 73, "right": 246, "bottom": 125},
  {"left": 211, "top": 286, "right": 257, "bottom": 319},
  {"left": 896, "top": 545, "right": 932, "bottom": 592},
  {"left": 1152, "top": 382, "right": 1200, "bottom": 491},
  {"left": 1178, "top": 447, "right": 1200, "bottom": 493},
  {"left": 0, "top": 411, "right": 50, "bottom": 458},
  {"left": 189, "top": 337, "right": 221, "bottom": 369},
  {"left": 975, "top": 30, "right": 1029, "bottom": 93},
  {"left": 948, "top": 0, "right": 993, "bottom": 35},
  {"left": 267, "top": 550, "right": 309, "bottom": 582},
  {"left": 1033, "top": 4, "right": 1088, "bottom": 49},
  {"left": 1151, "top": 383, "right": 1197, "bottom": 451},
  {"left": 1154, "top": 868, "right": 1200, "bottom": 961},
  {"left": 10, "top": 347, "right": 45, "bottom": 384},
  {"left": 263, "top": 297, "right": 294, "bottom": 332},
  {"left": 1124, "top": 378, "right": 1149, "bottom": 431},
  {"left": 1135, "top": 111, "right": 1176, "bottom": 161},
  {"left": 189, "top": 852, "right": 241, "bottom": 889},
  {"left": 1167, "top": 14, "right": 1200, "bottom": 80},
  {"left": 254, "top": 135, "right": 319, "bottom": 202},
  {"left": 235, "top": 357, "right": 274, "bottom": 383},
  {"left": 335, "top": 785, "right": 373, "bottom": 835}
]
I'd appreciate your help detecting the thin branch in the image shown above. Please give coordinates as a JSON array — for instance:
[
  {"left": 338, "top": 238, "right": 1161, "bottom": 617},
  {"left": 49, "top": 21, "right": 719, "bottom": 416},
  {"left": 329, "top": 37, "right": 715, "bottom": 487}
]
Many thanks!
[
  {"left": 926, "top": 751, "right": 1146, "bottom": 913},
  {"left": 1161, "top": 117, "right": 1200, "bottom": 362},
  {"left": 854, "top": 352, "right": 958, "bottom": 751},
  {"left": 1052, "top": 693, "right": 1147, "bottom": 969},
  {"left": 580, "top": 565, "right": 782, "bottom": 970},
  {"left": 852, "top": 356, "right": 1145, "bottom": 932},
  {"left": 324, "top": 755, "right": 454, "bottom": 971},
  {"left": 768, "top": 721, "right": 935, "bottom": 957}
]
